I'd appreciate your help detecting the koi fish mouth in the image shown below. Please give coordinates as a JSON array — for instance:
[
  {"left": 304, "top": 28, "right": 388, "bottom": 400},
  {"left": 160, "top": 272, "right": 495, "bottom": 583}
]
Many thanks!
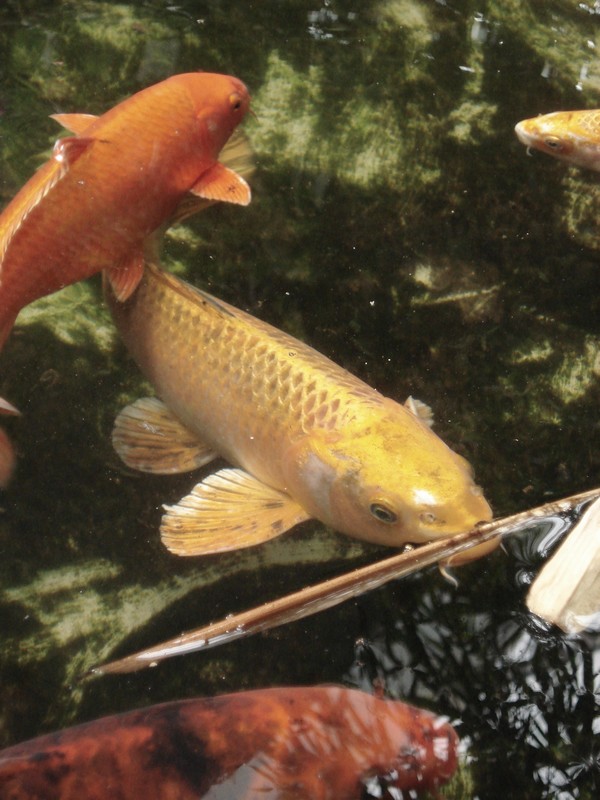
[
  {"left": 514, "top": 119, "right": 574, "bottom": 158},
  {"left": 514, "top": 120, "right": 535, "bottom": 147}
]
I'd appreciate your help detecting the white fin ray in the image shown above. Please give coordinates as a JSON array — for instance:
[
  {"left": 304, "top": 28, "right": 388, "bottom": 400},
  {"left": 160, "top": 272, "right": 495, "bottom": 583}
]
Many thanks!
[{"left": 404, "top": 396, "right": 434, "bottom": 428}]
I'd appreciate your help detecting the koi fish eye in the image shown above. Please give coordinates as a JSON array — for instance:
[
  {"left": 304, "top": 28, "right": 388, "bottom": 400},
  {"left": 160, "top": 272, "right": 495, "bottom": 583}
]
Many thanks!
[
  {"left": 370, "top": 503, "right": 397, "bottom": 524},
  {"left": 544, "top": 136, "right": 563, "bottom": 151},
  {"left": 229, "top": 92, "right": 243, "bottom": 111}
]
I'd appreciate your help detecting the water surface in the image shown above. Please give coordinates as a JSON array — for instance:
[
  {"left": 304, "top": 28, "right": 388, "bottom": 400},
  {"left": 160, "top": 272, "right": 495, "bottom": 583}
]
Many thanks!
[{"left": 1, "top": 1, "right": 600, "bottom": 797}]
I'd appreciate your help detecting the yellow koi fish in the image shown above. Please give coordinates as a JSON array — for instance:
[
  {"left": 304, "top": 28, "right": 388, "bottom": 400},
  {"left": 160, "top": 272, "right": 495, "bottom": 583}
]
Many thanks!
[
  {"left": 515, "top": 110, "right": 600, "bottom": 171},
  {"left": 107, "top": 263, "right": 494, "bottom": 559}
]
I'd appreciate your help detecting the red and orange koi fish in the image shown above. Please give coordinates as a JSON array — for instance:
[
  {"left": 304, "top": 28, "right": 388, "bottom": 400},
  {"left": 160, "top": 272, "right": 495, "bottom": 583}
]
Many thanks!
[
  {"left": 0, "top": 71, "right": 251, "bottom": 484},
  {"left": 0, "top": 71, "right": 250, "bottom": 344},
  {"left": 0, "top": 686, "right": 458, "bottom": 799}
]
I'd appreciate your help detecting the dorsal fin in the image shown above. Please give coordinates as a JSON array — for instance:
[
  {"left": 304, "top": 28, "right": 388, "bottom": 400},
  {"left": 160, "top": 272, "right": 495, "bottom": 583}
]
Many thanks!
[
  {"left": 0, "top": 135, "right": 94, "bottom": 278},
  {"left": 50, "top": 112, "right": 98, "bottom": 135}
]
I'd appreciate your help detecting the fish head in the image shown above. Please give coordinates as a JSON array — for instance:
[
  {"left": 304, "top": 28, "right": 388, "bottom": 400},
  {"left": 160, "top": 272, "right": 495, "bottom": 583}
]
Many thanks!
[
  {"left": 290, "top": 401, "right": 494, "bottom": 557},
  {"left": 515, "top": 110, "right": 600, "bottom": 171},
  {"left": 379, "top": 700, "right": 459, "bottom": 792},
  {"left": 310, "top": 689, "right": 458, "bottom": 794},
  {"left": 180, "top": 72, "right": 251, "bottom": 155}
]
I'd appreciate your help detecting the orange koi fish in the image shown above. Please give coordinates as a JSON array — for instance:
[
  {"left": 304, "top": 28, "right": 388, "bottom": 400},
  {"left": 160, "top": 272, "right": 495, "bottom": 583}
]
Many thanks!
[
  {"left": 515, "top": 110, "right": 600, "bottom": 171},
  {"left": 0, "top": 72, "right": 250, "bottom": 477},
  {"left": 107, "top": 263, "right": 495, "bottom": 559},
  {"left": 0, "top": 71, "right": 251, "bottom": 351},
  {"left": 0, "top": 686, "right": 458, "bottom": 799}
]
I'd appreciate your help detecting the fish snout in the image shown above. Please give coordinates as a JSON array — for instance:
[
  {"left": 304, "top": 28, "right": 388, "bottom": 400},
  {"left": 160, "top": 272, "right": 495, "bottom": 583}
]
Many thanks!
[
  {"left": 514, "top": 114, "right": 577, "bottom": 160},
  {"left": 387, "top": 714, "right": 459, "bottom": 789},
  {"left": 443, "top": 487, "right": 499, "bottom": 565},
  {"left": 410, "top": 484, "right": 499, "bottom": 563},
  {"left": 446, "top": 533, "right": 500, "bottom": 566},
  {"left": 414, "top": 482, "right": 492, "bottom": 540},
  {"left": 514, "top": 120, "right": 531, "bottom": 146},
  {"left": 463, "top": 483, "right": 493, "bottom": 527}
]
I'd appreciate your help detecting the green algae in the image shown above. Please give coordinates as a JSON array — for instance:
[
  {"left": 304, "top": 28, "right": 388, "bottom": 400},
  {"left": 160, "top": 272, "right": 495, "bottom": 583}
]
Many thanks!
[
  {"left": 0, "top": 533, "right": 370, "bottom": 734},
  {"left": 16, "top": 282, "right": 116, "bottom": 351},
  {"left": 249, "top": 48, "right": 442, "bottom": 194},
  {"left": 550, "top": 335, "right": 600, "bottom": 404}
]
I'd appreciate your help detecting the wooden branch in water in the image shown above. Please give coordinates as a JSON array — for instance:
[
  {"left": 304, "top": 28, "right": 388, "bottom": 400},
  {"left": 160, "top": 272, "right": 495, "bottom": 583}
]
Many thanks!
[{"left": 90, "top": 487, "right": 600, "bottom": 676}]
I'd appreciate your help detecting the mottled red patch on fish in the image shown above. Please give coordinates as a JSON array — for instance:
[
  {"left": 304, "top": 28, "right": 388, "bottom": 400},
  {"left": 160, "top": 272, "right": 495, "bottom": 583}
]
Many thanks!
[{"left": 0, "top": 686, "right": 458, "bottom": 799}]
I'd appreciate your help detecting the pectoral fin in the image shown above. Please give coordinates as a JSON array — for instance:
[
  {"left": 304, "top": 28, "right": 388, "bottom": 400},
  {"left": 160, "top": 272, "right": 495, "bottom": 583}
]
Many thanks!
[
  {"left": 190, "top": 162, "right": 251, "bottom": 206},
  {"left": 404, "top": 396, "right": 434, "bottom": 428},
  {"left": 113, "top": 397, "right": 216, "bottom": 474},
  {"left": 169, "top": 130, "right": 255, "bottom": 225},
  {"left": 161, "top": 467, "right": 310, "bottom": 556},
  {"left": 106, "top": 251, "right": 145, "bottom": 301},
  {"left": 219, "top": 129, "right": 255, "bottom": 183},
  {"left": 52, "top": 136, "right": 95, "bottom": 166},
  {"left": 50, "top": 113, "right": 98, "bottom": 134}
]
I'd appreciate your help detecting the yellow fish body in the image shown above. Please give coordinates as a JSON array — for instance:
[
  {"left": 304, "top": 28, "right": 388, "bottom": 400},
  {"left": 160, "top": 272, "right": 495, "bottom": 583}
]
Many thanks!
[
  {"left": 515, "top": 110, "right": 600, "bottom": 171},
  {"left": 107, "top": 263, "right": 494, "bottom": 558}
]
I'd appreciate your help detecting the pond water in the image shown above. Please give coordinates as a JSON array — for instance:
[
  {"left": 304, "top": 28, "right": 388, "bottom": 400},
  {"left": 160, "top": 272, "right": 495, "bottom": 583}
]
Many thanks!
[{"left": 1, "top": 1, "right": 600, "bottom": 798}]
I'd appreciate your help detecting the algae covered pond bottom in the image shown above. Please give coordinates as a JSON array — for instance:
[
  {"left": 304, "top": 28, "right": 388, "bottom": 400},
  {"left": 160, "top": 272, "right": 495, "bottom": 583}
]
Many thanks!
[{"left": 1, "top": 1, "right": 600, "bottom": 798}]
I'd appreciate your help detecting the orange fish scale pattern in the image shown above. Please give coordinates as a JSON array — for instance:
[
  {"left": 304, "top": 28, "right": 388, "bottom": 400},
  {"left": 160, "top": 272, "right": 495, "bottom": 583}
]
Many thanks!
[
  {"left": 140, "top": 276, "right": 383, "bottom": 446},
  {"left": 576, "top": 110, "right": 600, "bottom": 134},
  {"left": 193, "top": 303, "right": 381, "bottom": 438}
]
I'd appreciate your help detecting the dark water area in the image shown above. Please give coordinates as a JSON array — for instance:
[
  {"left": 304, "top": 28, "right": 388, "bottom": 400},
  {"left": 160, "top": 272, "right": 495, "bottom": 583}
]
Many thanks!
[{"left": 0, "top": 1, "right": 600, "bottom": 797}]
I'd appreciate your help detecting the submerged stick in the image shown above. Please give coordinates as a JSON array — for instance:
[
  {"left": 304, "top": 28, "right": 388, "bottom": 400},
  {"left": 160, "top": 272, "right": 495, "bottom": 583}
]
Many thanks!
[{"left": 91, "top": 487, "right": 600, "bottom": 676}]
